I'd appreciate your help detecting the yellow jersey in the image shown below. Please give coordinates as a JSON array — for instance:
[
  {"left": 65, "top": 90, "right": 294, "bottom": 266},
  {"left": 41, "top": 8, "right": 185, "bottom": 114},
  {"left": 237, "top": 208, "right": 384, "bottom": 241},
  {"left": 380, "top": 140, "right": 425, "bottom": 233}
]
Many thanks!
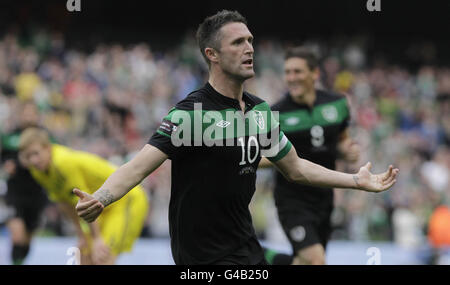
[
  {"left": 29, "top": 144, "right": 144, "bottom": 207},
  {"left": 29, "top": 144, "right": 149, "bottom": 254}
]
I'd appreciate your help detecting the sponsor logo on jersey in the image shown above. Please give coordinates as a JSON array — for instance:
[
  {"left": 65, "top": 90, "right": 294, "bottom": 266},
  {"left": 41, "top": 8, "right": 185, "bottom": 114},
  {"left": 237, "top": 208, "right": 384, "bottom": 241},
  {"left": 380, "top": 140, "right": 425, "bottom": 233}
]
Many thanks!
[
  {"left": 322, "top": 105, "right": 338, "bottom": 122},
  {"left": 216, "top": 120, "right": 231, "bottom": 128},
  {"left": 285, "top": 117, "right": 300, "bottom": 126}
]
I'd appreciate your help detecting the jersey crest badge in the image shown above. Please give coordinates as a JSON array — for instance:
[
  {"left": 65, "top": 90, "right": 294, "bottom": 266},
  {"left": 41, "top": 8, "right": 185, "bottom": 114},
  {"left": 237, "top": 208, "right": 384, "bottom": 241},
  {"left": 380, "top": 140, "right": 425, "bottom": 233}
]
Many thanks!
[
  {"left": 290, "top": 225, "right": 306, "bottom": 242},
  {"left": 253, "top": 110, "right": 265, "bottom": 130},
  {"left": 321, "top": 105, "right": 338, "bottom": 122}
]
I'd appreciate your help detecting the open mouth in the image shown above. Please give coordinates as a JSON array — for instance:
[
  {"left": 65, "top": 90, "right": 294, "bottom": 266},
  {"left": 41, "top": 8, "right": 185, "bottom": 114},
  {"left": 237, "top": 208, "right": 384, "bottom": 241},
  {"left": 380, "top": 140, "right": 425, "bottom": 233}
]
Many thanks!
[{"left": 242, "top": 59, "right": 253, "bottom": 65}]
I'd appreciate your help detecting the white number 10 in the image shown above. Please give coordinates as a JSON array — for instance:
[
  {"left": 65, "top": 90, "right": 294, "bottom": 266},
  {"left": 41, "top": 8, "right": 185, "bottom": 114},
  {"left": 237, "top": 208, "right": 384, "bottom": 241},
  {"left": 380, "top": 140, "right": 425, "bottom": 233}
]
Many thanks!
[{"left": 238, "top": 136, "right": 259, "bottom": 165}]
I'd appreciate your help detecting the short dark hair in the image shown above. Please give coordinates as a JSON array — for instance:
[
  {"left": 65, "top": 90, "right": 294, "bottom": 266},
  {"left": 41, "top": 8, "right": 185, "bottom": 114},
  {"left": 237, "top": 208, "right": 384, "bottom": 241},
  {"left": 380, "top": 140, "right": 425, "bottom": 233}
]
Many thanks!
[
  {"left": 284, "top": 47, "right": 319, "bottom": 71},
  {"left": 196, "top": 10, "right": 248, "bottom": 66}
]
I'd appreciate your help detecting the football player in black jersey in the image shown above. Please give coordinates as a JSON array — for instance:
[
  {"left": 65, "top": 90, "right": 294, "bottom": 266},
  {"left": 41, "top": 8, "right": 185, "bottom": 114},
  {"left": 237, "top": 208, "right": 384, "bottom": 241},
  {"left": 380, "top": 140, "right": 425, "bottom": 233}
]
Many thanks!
[
  {"left": 74, "top": 11, "right": 398, "bottom": 265},
  {"left": 261, "top": 47, "right": 361, "bottom": 265}
]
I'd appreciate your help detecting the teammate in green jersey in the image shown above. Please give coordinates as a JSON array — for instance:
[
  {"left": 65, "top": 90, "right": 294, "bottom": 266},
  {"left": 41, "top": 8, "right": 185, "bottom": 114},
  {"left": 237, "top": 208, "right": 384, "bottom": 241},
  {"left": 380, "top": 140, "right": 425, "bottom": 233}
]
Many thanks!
[{"left": 261, "top": 47, "right": 361, "bottom": 265}]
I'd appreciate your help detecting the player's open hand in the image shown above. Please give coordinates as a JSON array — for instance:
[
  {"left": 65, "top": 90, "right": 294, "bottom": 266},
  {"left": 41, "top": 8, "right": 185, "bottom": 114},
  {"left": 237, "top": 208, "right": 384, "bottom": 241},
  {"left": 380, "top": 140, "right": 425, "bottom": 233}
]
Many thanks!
[
  {"left": 74, "top": 188, "right": 104, "bottom": 223},
  {"left": 354, "top": 162, "right": 399, "bottom": 193}
]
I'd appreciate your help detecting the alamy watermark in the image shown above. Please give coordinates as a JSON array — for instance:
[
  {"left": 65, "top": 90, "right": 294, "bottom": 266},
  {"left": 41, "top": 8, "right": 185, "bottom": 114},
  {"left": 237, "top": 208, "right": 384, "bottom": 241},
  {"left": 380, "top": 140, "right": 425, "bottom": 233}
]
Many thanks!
[
  {"left": 366, "top": 247, "right": 381, "bottom": 265},
  {"left": 159, "top": 104, "right": 282, "bottom": 158},
  {"left": 67, "top": 0, "right": 81, "bottom": 12},
  {"left": 66, "top": 247, "right": 81, "bottom": 265},
  {"left": 367, "top": 0, "right": 381, "bottom": 12}
]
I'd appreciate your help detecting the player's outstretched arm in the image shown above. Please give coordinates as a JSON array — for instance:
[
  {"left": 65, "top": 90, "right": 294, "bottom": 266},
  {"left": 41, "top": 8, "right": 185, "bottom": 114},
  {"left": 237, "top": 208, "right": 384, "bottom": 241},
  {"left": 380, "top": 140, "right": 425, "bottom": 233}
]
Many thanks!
[
  {"left": 74, "top": 144, "right": 168, "bottom": 223},
  {"left": 273, "top": 146, "right": 399, "bottom": 193}
]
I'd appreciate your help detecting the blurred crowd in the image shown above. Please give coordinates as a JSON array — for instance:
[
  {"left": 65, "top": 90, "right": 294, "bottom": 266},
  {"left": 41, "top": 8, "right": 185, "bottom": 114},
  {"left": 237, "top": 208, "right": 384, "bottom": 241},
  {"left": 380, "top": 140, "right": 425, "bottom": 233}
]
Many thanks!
[{"left": 0, "top": 29, "right": 449, "bottom": 250}]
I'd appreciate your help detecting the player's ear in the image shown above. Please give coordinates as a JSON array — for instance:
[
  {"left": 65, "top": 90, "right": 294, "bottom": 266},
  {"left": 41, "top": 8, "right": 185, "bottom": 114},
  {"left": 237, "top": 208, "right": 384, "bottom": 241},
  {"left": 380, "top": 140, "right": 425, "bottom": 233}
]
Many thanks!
[{"left": 205, "top": 47, "right": 219, "bottom": 64}]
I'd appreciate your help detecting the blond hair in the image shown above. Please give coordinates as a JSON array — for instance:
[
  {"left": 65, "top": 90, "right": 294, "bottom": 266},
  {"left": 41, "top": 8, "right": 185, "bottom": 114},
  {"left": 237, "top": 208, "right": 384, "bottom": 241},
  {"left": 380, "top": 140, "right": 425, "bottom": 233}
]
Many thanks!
[{"left": 19, "top": 127, "right": 51, "bottom": 151}]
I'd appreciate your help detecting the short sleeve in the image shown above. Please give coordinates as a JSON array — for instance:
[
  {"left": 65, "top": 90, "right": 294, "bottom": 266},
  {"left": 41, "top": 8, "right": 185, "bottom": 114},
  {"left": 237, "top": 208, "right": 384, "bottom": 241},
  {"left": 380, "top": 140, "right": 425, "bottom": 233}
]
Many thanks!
[
  {"left": 148, "top": 107, "right": 190, "bottom": 159},
  {"left": 265, "top": 130, "right": 293, "bottom": 162},
  {"left": 148, "top": 130, "right": 181, "bottom": 160},
  {"left": 259, "top": 104, "right": 293, "bottom": 162}
]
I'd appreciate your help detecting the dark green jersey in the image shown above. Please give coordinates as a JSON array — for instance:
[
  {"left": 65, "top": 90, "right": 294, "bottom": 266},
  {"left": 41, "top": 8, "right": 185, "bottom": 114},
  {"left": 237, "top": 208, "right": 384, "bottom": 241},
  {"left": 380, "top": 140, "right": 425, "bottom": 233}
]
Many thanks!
[
  {"left": 272, "top": 90, "right": 350, "bottom": 208},
  {"left": 148, "top": 82, "right": 292, "bottom": 265}
]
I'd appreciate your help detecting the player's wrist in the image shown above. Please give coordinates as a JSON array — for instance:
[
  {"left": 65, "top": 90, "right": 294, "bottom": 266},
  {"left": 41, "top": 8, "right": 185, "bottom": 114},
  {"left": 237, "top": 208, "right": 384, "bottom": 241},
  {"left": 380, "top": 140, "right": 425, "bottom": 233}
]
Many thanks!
[
  {"left": 352, "top": 173, "right": 363, "bottom": 190},
  {"left": 93, "top": 188, "right": 115, "bottom": 207}
]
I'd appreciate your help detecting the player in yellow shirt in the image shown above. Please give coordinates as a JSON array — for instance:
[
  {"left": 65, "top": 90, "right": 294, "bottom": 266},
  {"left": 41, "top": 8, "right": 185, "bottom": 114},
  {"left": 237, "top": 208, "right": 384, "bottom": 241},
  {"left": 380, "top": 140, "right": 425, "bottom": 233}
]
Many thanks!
[{"left": 18, "top": 128, "right": 149, "bottom": 265}]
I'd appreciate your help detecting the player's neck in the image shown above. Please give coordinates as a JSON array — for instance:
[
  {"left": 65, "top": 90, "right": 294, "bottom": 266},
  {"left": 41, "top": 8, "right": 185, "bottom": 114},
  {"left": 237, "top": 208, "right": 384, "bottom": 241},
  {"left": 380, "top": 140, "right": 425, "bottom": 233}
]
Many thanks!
[
  {"left": 208, "top": 72, "right": 245, "bottom": 103},
  {"left": 291, "top": 90, "right": 316, "bottom": 107}
]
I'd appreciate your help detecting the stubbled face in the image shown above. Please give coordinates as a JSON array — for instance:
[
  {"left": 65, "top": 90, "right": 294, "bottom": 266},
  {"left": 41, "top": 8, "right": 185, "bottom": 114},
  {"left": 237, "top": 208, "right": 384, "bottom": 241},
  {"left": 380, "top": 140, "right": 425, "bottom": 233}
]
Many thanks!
[
  {"left": 20, "top": 142, "right": 52, "bottom": 172},
  {"left": 284, "top": 57, "right": 319, "bottom": 98},
  {"left": 215, "top": 22, "right": 255, "bottom": 81}
]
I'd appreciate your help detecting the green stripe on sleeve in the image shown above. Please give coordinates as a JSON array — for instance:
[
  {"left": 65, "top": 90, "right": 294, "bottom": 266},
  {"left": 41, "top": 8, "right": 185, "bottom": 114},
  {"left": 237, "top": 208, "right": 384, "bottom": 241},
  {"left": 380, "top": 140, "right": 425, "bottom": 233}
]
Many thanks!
[{"left": 267, "top": 132, "right": 293, "bottom": 162}]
